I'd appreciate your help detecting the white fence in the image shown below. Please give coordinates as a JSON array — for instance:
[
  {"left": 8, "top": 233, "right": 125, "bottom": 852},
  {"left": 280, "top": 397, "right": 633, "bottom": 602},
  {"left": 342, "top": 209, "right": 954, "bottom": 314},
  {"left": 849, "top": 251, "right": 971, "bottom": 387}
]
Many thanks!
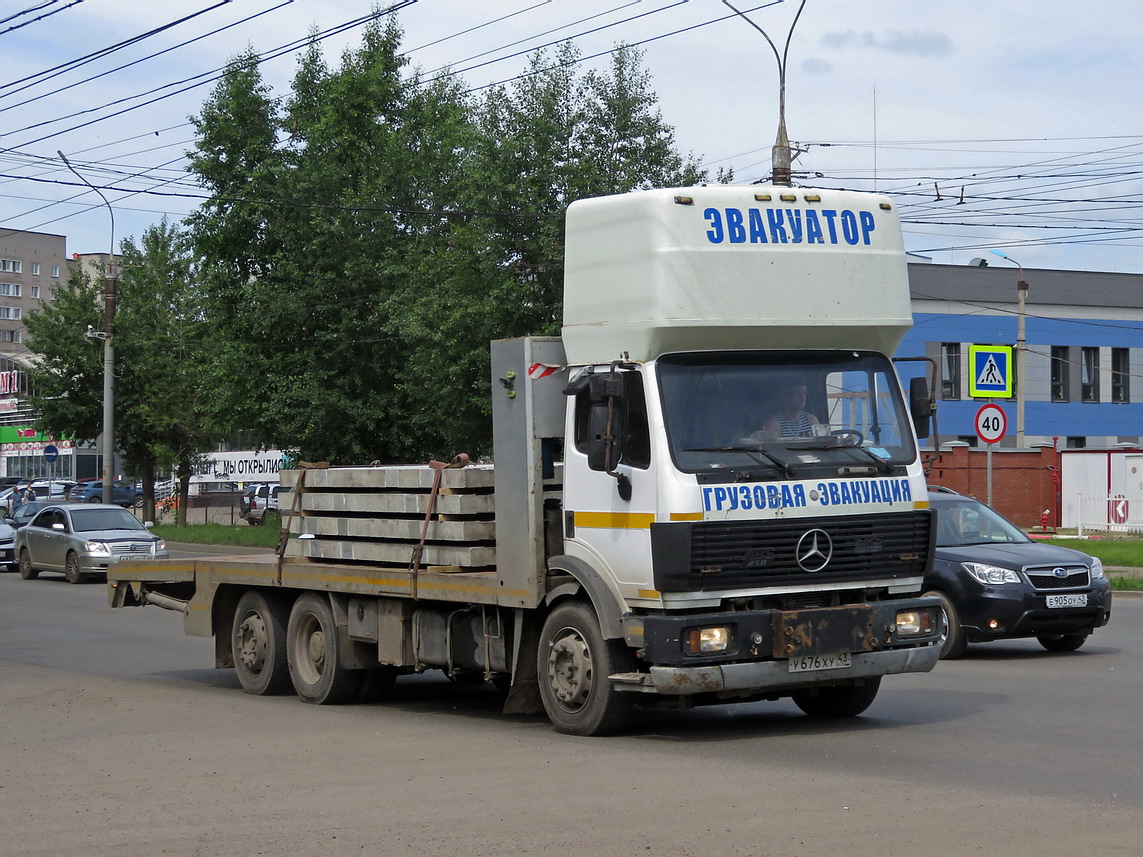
[{"left": 1076, "top": 494, "right": 1143, "bottom": 536}]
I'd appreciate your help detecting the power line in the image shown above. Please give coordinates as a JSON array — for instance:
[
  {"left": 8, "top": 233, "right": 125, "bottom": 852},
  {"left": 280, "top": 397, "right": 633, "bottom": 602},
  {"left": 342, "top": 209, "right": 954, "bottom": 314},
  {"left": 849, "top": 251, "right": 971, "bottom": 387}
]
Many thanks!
[
  {"left": 0, "top": 2, "right": 417, "bottom": 151},
  {"left": 0, "top": 0, "right": 83, "bottom": 37},
  {"left": 0, "top": 1, "right": 232, "bottom": 96},
  {"left": 0, "top": 1, "right": 295, "bottom": 116}
]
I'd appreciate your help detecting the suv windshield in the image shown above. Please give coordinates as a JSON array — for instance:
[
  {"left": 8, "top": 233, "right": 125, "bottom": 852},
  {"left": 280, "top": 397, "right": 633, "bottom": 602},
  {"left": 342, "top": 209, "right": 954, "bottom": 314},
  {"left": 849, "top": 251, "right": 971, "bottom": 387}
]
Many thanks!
[
  {"left": 933, "top": 497, "right": 1030, "bottom": 547},
  {"left": 70, "top": 508, "right": 147, "bottom": 533},
  {"left": 657, "top": 350, "right": 917, "bottom": 478}
]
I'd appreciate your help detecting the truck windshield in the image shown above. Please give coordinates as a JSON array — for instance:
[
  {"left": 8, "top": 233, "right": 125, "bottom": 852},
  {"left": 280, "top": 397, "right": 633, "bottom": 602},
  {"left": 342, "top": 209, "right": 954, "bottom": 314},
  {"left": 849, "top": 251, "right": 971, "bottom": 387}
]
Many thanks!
[{"left": 657, "top": 351, "right": 918, "bottom": 477}]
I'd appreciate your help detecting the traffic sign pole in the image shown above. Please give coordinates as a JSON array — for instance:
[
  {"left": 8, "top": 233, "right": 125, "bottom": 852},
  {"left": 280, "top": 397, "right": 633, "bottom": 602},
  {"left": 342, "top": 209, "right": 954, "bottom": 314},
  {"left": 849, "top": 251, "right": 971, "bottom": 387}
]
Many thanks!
[{"left": 975, "top": 403, "right": 1008, "bottom": 507}]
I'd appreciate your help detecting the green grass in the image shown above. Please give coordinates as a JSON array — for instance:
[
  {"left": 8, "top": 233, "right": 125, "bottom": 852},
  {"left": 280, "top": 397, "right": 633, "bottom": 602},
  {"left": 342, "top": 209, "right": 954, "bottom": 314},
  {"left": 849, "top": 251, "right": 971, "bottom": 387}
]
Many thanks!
[
  {"left": 151, "top": 521, "right": 283, "bottom": 549},
  {"left": 1039, "top": 537, "right": 1143, "bottom": 569},
  {"left": 1036, "top": 537, "right": 1143, "bottom": 591}
]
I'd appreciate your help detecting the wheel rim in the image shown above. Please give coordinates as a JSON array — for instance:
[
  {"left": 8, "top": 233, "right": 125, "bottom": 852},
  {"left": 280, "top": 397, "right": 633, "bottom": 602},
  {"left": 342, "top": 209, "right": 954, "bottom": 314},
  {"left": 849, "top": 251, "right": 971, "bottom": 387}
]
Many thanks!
[
  {"left": 545, "top": 626, "right": 593, "bottom": 712},
  {"left": 66, "top": 555, "right": 80, "bottom": 582},
  {"left": 236, "top": 611, "right": 269, "bottom": 674},
  {"left": 292, "top": 611, "right": 326, "bottom": 686},
  {"left": 19, "top": 550, "right": 31, "bottom": 577}
]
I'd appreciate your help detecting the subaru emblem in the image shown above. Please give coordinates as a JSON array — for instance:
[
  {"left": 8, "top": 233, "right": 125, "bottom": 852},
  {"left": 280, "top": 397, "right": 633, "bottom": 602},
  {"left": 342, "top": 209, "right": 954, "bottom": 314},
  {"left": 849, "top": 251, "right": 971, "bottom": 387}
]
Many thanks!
[{"left": 1053, "top": 567, "right": 1068, "bottom": 578}]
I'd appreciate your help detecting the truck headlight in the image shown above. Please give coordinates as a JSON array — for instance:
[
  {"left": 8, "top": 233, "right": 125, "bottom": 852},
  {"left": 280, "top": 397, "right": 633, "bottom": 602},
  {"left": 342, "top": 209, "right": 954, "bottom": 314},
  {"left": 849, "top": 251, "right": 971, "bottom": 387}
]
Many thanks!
[
  {"left": 84, "top": 540, "right": 112, "bottom": 555},
  {"left": 963, "top": 562, "right": 1021, "bottom": 585},
  {"left": 1090, "top": 558, "right": 1104, "bottom": 579},
  {"left": 894, "top": 609, "right": 935, "bottom": 636},
  {"left": 685, "top": 626, "right": 732, "bottom": 654}
]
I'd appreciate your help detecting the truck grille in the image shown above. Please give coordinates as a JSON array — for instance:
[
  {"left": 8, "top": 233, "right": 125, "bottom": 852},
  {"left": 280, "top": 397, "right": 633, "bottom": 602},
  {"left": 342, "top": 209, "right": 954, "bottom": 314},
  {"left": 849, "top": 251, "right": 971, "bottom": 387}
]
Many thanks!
[
  {"left": 651, "top": 510, "right": 933, "bottom": 592},
  {"left": 1025, "top": 566, "right": 1090, "bottom": 590}
]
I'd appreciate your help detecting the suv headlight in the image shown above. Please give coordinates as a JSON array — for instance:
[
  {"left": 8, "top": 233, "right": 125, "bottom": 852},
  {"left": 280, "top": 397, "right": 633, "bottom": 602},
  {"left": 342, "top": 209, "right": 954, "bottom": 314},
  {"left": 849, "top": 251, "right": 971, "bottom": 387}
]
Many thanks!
[
  {"left": 963, "top": 562, "right": 1021, "bottom": 585},
  {"left": 1090, "top": 557, "right": 1105, "bottom": 579}
]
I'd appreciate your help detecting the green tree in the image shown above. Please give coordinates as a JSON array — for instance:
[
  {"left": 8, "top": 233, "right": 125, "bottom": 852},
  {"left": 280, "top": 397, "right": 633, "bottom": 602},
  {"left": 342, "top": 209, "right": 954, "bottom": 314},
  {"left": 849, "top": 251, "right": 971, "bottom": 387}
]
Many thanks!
[
  {"left": 387, "top": 43, "right": 708, "bottom": 456},
  {"left": 186, "top": 25, "right": 711, "bottom": 464},
  {"left": 115, "top": 220, "right": 216, "bottom": 523},
  {"left": 23, "top": 262, "right": 105, "bottom": 443}
]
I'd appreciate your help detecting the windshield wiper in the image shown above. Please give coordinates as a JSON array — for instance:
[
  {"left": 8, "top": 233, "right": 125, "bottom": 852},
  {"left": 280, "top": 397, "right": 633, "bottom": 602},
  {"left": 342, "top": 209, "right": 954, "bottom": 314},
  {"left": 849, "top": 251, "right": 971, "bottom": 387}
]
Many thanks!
[
  {"left": 684, "top": 446, "right": 797, "bottom": 479},
  {"left": 796, "top": 443, "right": 896, "bottom": 474}
]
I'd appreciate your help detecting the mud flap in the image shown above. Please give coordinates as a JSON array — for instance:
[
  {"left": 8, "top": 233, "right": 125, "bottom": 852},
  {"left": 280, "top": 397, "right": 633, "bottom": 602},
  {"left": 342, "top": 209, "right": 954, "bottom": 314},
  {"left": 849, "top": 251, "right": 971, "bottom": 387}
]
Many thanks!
[{"left": 502, "top": 611, "right": 544, "bottom": 715}]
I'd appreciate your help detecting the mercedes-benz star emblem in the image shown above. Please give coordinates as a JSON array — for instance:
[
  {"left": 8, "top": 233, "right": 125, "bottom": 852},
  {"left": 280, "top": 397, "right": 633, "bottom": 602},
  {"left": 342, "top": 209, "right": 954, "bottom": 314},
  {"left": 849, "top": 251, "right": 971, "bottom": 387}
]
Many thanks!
[{"left": 796, "top": 529, "right": 833, "bottom": 572}]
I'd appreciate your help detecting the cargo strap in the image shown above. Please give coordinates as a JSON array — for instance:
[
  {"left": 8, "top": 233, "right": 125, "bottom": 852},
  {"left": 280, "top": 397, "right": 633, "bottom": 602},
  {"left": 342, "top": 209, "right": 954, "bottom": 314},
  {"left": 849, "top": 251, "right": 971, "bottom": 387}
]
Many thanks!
[
  {"left": 277, "top": 461, "right": 329, "bottom": 580},
  {"left": 409, "top": 453, "right": 470, "bottom": 598}
]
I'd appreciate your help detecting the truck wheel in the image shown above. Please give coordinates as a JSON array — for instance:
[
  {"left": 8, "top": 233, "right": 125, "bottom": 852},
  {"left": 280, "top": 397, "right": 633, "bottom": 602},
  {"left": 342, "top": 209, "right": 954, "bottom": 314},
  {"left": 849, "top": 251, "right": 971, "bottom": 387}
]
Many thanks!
[
  {"left": 1037, "top": 633, "right": 1089, "bottom": 653},
  {"left": 792, "top": 677, "right": 881, "bottom": 718},
  {"left": 538, "top": 600, "right": 634, "bottom": 736},
  {"left": 18, "top": 548, "right": 38, "bottom": 580},
  {"left": 287, "top": 592, "right": 361, "bottom": 704},
  {"left": 232, "top": 591, "right": 292, "bottom": 695},
  {"left": 925, "top": 589, "right": 967, "bottom": 659},
  {"left": 64, "top": 552, "right": 83, "bottom": 584}
]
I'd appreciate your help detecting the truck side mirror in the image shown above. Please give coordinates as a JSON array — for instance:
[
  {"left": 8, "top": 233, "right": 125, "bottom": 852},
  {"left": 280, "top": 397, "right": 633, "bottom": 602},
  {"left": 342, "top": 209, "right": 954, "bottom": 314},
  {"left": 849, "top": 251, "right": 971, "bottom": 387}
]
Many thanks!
[
  {"left": 586, "top": 372, "right": 626, "bottom": 472},
  {"left": 909, "top": 376, "right": 934, "bottom": 439},
  {"left": 586, "top": 403, "right": 620, "bottom": 471},
  {"left": 584, "top": 372, "right": 632, "bottom": 501}
]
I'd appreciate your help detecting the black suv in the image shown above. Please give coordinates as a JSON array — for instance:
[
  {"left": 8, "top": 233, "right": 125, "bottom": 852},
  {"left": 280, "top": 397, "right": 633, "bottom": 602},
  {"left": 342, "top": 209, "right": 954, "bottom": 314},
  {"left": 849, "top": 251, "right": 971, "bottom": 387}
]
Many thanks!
[{"left": 925, "top": 488, "right": 1112, "bottom": 658}]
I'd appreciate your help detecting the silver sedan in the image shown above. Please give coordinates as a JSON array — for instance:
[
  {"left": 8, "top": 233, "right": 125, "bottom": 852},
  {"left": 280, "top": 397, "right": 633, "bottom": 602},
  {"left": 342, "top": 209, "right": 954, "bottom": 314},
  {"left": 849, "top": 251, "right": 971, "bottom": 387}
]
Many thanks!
[{"left": 16, "top": 503, "right": 168, "bottom": 584}]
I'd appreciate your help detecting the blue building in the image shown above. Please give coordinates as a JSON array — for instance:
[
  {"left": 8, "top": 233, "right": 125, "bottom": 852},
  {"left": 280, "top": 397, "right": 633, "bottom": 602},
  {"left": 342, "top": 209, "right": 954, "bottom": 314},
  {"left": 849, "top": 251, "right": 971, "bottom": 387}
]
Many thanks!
[{"left": 897, "top": 262, "right": 1143, "bottom": 449}]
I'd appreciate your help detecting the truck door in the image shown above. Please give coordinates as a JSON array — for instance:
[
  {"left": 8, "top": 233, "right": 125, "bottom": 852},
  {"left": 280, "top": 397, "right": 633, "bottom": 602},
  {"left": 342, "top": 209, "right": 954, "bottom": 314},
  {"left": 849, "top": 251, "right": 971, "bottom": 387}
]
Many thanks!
[{"left": 563, "top": 367, "right": 659, "bottom": 596}]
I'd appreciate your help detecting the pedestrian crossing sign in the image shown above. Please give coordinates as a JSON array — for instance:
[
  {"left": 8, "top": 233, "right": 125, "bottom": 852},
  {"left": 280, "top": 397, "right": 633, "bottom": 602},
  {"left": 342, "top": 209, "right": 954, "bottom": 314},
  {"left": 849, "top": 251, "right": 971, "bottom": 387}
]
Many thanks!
[{"left": 968, "top": 345, "right": 1013, "bottom": 398}]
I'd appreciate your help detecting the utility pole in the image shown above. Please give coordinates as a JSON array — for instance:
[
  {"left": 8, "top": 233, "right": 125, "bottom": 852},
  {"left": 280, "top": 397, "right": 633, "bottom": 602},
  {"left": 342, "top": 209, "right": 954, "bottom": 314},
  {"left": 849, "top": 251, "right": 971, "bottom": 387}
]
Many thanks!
[
  {"left": 991, "top": 250, "right": 1028, "bottom": 447},
  {"left": 722, "top": 0, "right": 807, "bottom": 187},
  {"left": 58, "top": 151, "right": 116, "bottom": 489}
]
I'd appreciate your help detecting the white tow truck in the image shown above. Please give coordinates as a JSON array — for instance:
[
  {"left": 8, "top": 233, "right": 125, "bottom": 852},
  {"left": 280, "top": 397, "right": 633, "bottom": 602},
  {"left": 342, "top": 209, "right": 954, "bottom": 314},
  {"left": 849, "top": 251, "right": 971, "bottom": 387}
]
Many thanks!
[{"left": 109, "top": 184, "right": 943, "bottom": 735}]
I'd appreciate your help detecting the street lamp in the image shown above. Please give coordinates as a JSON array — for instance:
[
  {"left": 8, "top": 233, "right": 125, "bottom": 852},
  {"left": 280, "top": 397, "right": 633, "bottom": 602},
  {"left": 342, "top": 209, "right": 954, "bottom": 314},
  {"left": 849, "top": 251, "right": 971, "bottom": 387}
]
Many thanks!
[
  {"left": 991, "top": 250, "right": 1028, "bottom": 448},
  {"left": 722, "top": 0, "right": 807, "bottom": 186},
  {"left": 58, "top": 151, "right": 116, "bottom": 490}
]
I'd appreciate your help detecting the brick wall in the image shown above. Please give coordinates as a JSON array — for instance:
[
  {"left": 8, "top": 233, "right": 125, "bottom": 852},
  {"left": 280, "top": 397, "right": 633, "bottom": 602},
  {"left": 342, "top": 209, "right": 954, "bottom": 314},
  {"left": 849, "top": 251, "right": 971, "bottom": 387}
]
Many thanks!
[{"left": 925, "top": 444, "right": 1060, "bottom": 529}]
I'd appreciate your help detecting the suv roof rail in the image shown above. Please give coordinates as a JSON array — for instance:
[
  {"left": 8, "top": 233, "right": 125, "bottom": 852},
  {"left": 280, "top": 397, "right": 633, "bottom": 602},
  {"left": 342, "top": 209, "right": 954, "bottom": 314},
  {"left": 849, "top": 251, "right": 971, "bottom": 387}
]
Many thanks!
[{"left": 927, "top": 485, "right": 961, "bottom": 495}]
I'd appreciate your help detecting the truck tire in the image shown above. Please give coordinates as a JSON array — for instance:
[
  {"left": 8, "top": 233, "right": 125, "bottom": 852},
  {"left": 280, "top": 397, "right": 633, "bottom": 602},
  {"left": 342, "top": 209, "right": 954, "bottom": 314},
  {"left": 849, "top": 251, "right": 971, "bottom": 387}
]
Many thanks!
[
  {"left": 1037, "top": 633, "right": 1089, "bottom": 653},
  {"left": 287, "top": 592, "right": 361, "bottom": 704},
  {"left": 232, "top": 591, "right": 292, "bottom": 695},
  {"left": 791, "top": 677, "right": 881, "bottom": 718},
  {"left": 537, "top": 600, "right": 635, "bottom": 736},
  {"left": 925, "top": 589, "right": 967, "bottom": 659},
  {"left": 18, "top": 548, "right": 38, "bottom": 580}
]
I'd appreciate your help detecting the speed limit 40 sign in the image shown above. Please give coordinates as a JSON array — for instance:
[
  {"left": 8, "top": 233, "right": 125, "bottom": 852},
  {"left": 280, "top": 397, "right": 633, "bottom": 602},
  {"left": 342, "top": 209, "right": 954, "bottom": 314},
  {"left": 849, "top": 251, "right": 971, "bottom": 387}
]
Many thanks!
[{"left": 975, "top": 404, "right": 1007, "bottom": 444}]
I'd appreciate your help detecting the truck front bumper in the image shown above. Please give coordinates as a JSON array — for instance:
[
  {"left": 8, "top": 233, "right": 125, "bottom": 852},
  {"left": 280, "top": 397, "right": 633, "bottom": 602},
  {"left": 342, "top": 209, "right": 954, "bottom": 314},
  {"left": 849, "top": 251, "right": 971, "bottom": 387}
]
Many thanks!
[
  {"left": 613, "top": 645, "right": 940, "bottom": 695},
  {"left": 614, "top": 596, "right": 942, "bottom": 695}
]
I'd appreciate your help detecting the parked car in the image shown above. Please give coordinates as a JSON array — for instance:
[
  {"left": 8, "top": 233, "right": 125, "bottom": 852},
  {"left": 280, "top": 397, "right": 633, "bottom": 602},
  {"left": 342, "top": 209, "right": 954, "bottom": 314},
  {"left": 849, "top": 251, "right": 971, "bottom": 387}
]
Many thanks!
[
  {"left": 925, "top": 487, "right": 1112, "bottom": 658},
  {"left": 66, "top": 480, "right": 143, "bottom": 508},
  {"left": 0, "top": 480, "right": 76, "bottom": 516},
  {"left": 16, "top": 503, "right": 167, "bottom": 584},
  {"left": 0, "top": 519, "right": 14, "bottom": 571},
  {"left": 5, "top": 500, "right": 50, "bottom": 530},
  {"left": 240, "top": 483, "right": 292, "bottom": 526}
]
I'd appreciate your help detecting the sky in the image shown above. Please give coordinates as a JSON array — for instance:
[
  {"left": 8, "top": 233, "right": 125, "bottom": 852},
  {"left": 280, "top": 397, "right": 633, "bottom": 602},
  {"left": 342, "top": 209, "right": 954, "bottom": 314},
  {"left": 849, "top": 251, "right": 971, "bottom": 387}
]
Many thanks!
[{"left": 2, "top": 0, "right": 1142, "bottom": 274}]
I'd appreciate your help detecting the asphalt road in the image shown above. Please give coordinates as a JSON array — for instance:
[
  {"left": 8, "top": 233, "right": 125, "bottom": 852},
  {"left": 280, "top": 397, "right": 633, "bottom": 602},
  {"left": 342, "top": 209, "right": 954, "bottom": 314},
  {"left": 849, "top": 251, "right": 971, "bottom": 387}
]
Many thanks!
[{"left": 1, "top": 570, "right": 1140, "bottom": 857}]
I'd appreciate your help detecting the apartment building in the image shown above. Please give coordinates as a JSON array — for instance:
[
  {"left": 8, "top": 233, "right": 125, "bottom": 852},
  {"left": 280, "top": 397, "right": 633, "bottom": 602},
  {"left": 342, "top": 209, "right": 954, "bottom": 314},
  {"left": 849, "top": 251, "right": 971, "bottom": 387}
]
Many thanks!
[{"left": 0, "top": 227, "right": 67, "bottom": 362}]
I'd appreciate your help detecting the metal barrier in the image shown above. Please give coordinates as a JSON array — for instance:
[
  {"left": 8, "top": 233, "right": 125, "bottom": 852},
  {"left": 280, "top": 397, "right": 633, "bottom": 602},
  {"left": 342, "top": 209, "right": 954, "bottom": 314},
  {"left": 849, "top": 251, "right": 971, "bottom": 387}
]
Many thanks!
[{"left": 1076, "top": 493, "right": 1143, "bottom": 536}]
